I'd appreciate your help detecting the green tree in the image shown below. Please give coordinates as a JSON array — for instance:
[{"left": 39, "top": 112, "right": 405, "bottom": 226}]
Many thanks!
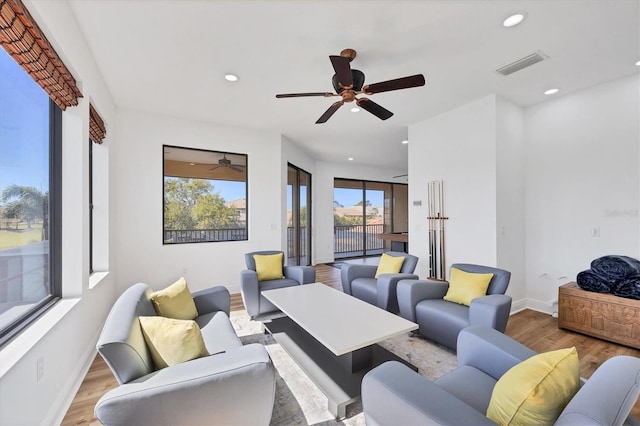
[
  {"left": 355, "top": 200, "right": 371, "bottom": 207},
  {"left": 164, "top": 178, "right": 239, "bottom": 230},
  {"left": 1, "top": 185, "right": 48, "bottom": 239}
]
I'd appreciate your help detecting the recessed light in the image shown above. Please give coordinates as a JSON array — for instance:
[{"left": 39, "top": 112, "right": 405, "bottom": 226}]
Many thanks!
[
  {"left": 350, "top": 107, "right": 360, "bottom": 112},
  {"left": 401, "top": 140, "right": 409, "bottom": 145},
  {"left": 503, "top": 13, "right": 526, "bottom": 28},
  {"left": 636, "top": 60, "right": 640, "bottom": 66},
  {"left": 189, "top": 162, "right": 196, "bottom": 166},
  {"left": 348, "top": 157, "right": 354, "bottom": 161},
  {"left": 544, "top": 88, "right": 559, "bottom": 95},
  {"left": 224, "top": 74, "right": 238, "bottom": 82}
]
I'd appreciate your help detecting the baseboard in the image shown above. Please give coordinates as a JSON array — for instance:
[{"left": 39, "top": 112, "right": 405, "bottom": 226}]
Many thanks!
[
  {"left": 46, "top": 334, "right": 100, "bottom": 425},
  {"left": 510, "top": 298, "right": 527, "bottom": 314},
  {"left": 523, "top": 298, "right": 555, "bottom": 315}
]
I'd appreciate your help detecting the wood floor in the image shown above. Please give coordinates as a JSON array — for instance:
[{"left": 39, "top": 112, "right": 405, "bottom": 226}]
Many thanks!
[{"left": 62, "top": 263, "right": 640, "bottom": 425}]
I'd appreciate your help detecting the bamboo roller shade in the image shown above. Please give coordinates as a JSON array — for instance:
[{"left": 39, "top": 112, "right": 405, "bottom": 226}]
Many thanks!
[{"left": 0, "top": 0, "right": 82, "bottom": 110}]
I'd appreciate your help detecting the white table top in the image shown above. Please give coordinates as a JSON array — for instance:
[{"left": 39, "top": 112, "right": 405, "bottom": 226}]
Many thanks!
[{"left": 262, "top": 283, "right": 418, "bottom": 356}]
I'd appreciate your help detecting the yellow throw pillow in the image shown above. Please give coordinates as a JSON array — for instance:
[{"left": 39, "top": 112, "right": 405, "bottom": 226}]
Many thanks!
[
  {"left": 149, "top": 277, "right": 198, "bottom": 320},
  {"left": 486, "top": 347, "right": 580, "bottom": 426},
  {"left": 375, "top": 253, "right": 406, "bottom": 278},
  {"left": 443, "top": 267, "right": 493, "bottom": 306},
  {"left": 139, "top": 316, "right": 209, "bottom": 369},
  {"left": 254, "top": 253, "right": 284, "bottom": 281}
]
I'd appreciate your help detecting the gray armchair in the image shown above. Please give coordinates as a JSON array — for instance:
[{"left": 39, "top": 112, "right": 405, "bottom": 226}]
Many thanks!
[
  {"left": 240, "top": 250, "right": 315, "bottom": 319},
  {"left": 362, "top": 326, "right": 640, "bottom": 425},
  {"left": 95, "top": 283, "right": 276, "bottom": 425},
  {"left": 341, "top": 251, "right": 419, "bottom": 312},
  {"left": 398, "top": 263, "right": 511, "bottom": 350}
]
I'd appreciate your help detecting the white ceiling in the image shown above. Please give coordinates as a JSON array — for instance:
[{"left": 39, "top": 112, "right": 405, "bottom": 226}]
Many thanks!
[{"left": 68, "top": 0, "right": 640, "bottom": 171}]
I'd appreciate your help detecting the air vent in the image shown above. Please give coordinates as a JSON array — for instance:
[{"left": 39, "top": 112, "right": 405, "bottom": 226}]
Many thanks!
[{"left": 497, "top": 51, "right": 548, "bottom": 76}]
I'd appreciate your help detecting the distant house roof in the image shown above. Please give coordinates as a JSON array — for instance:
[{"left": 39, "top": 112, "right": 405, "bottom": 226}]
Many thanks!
[{"left": 225, "top": 198, "right": 246, "bottom": 209}]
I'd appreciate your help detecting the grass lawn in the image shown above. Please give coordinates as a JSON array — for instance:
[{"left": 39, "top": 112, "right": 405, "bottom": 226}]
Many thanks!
[{"left": 0, "top": 224, "right": 43, "bottom": 250}]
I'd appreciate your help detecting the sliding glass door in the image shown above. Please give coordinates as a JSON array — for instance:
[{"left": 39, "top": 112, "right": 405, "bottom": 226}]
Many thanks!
[
  {"left": 287, "top": 164, "right": 311, "bottom": 266},
  {"left": 333, "top": 179, "right": 403, "bottom": 258}
]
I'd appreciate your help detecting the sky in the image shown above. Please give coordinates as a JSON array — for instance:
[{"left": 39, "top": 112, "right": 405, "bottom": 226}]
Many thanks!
[
  {"left": 0, "top": 48, "right": 50, "bottom": 198},
  {"left": 334, "top": 187, "right": 384, "bottom": 207}
]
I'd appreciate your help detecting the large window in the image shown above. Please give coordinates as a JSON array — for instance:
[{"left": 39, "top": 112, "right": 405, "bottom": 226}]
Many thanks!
[
  {"left": 163, "top": 145, "right": 248, "bottom": 244},
  {"left": 0, "top": 47, "right": 62, "bottom": 344}
]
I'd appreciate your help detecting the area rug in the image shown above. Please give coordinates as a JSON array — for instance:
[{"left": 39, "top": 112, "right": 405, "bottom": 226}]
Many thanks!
[{"left": 230, "top": 311, "right": 457, "bottom": 425}]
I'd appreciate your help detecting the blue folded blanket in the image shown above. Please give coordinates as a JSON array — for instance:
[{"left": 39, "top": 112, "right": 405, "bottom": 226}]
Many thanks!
[
  {"left": 591, "top": 255, "right": 640, "bottom": 280},
  {"left": 613, "top": 275, "right": 640, "bottom": 300},
  {"left": 576, "top": 270, "right": 614, "bottom": 293}
]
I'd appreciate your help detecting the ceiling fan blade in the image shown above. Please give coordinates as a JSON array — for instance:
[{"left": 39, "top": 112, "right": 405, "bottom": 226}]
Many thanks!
[
  {"left": 208, "top": 165, "right": 221, "bottom": 171},
  {"left": 276, "top": 92, "right": 334, "bottom": 98},
  {"left": 363, "top": 74, "right": 425, "bottom": 94},
  {"left": 316, "top": 101, "right": 344, "bottom": 124},
  {"left": 229, "top": 165, "right": 244, "bottom": 173},
  {"left": 329, "top": 55, "right": 353, "bottom": 88},
  {"left": 357, "top": 98, "right": 394, "bottom": 120}
]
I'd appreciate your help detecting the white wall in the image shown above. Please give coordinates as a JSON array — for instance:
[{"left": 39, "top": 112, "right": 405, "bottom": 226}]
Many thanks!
[
  {"left": 0, "top": 1, "right": 117, "bottom": 424},
  {"left": 113, "top": 109, "right": 284, "bottom": 295},
  {"left": 314, "top": 161, "right": 408, "bottom": 264},
  {"left": 524, "top": 74, "right": 640, "bottom": 308},
  {"left": 496, "top": 98, "right": 526, "bottom": 305},
  {"left": 408, "top": 95, "right": 499, "bottom": 279}
]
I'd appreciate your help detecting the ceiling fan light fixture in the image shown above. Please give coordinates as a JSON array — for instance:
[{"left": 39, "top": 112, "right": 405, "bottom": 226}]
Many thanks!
[
  {"left": 636, "top": 60, "right": 640, "bottom": 66},
  {"left": 544, "top": 88, "right": 559, "bottom": 95},
  {"left": 350, "top": 107, "right": 360, "bottom": 112},
  {"left": 503, "top": 13, "right": 526, "bottom": 28},
  {"left": 224, "top": 73, "right": 238, "bottom": 82},
  {"left": 348, "top": 157, "right": 354, "bottom": 161}
]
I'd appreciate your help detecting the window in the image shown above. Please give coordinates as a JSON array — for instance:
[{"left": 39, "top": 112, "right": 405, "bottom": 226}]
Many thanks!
[
  {"left": 0, "top": 47, "right": 62, "bottom": 344},
  {"left": 89, "top": 138, "right": 94, "bottom": 274},
  {"left": 163, "top": 145, "right": 248, "bottom": 244}
]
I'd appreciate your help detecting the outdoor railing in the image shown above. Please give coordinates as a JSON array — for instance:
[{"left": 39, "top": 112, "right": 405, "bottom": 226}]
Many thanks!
[
  {"left": 286, "top": 227, "right": 307, "bottom": 259},
  {"left": 334, "top": 224, "right": 384, "bottom": 255},
  {"left": 164, "top": 228, "right": 247, "bottom": 244}
]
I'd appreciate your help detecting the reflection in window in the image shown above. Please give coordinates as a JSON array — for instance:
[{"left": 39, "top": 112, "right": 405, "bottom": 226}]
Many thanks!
[{"left": 163, "top": 146, "right": 248, "bottom": 244}]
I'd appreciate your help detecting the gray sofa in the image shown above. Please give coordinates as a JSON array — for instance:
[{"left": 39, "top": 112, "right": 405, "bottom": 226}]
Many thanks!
[
  {"left": 362, "top": 325, "right": 640, "bottom": 425},
  {"left": 398, "top": 263, "right": 511, "bottom": 350},
  {"left": 240, "top": 250, "right": 315, "bottom": 319},
  {"left": 341, "top": 251, "right": 419, "bottom": 312},
  {"left": 95, "top": 283, "right": 276, "bottom": 425}
]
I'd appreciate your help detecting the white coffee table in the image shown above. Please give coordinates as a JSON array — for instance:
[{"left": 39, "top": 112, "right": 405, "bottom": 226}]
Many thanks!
[{"left": 262, "top": 283, "right": 418, "bottom": 418}]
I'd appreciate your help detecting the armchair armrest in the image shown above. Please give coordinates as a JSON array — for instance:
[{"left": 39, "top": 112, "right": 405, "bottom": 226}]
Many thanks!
[
  {"left": 95, "top": 344, "right": 275, "bottom": 426},
  {"left": 397, "top": 279, "right": 449, "bottom": 322},
  {"left": 283, "top": 265, "right": 316, "bottom": 284},
  {"left": 556, "top": 356, "right": 640, "bottom": 426},
  {"left": 362, "top": 361, "right": 496, "bottom": 426},
  {"left": 192, "top": 286, "right": 230, "bottom": 317},
  {"left": 469, "top": 294, "right": 512, "bottom": 332},
  {"left": 376, "top": 273, "right": 419, "bottom": 311},
  {"left": 240, "top": 270, "right": 260, "bottom": 317},
  {"left": 341, "top": 264, "right": 377, "bottom": 294},
  {"left": 457, "top": 326, "right": 536, "bottom": 381}
]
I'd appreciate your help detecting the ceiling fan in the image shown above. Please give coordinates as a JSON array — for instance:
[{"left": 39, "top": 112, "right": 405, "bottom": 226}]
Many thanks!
[
  {"left": 275, "top": 48, "right": 425, "bottom": 124},
  {"left": 208, "top": 154, "right": 244, "bottom": 173}
]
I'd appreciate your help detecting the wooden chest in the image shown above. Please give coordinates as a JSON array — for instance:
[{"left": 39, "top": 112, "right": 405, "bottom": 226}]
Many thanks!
[{"left": 558, "top": 282, "right": 640, "bottom": 349}]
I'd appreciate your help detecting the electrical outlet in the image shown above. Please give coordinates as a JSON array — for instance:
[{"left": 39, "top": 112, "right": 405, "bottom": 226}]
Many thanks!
[
  {"left": 37, "top": 356, "right": 44, "bottom": 382},
  {"left": 591, "top": 227, "right": 600, "bottom": 237}
]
